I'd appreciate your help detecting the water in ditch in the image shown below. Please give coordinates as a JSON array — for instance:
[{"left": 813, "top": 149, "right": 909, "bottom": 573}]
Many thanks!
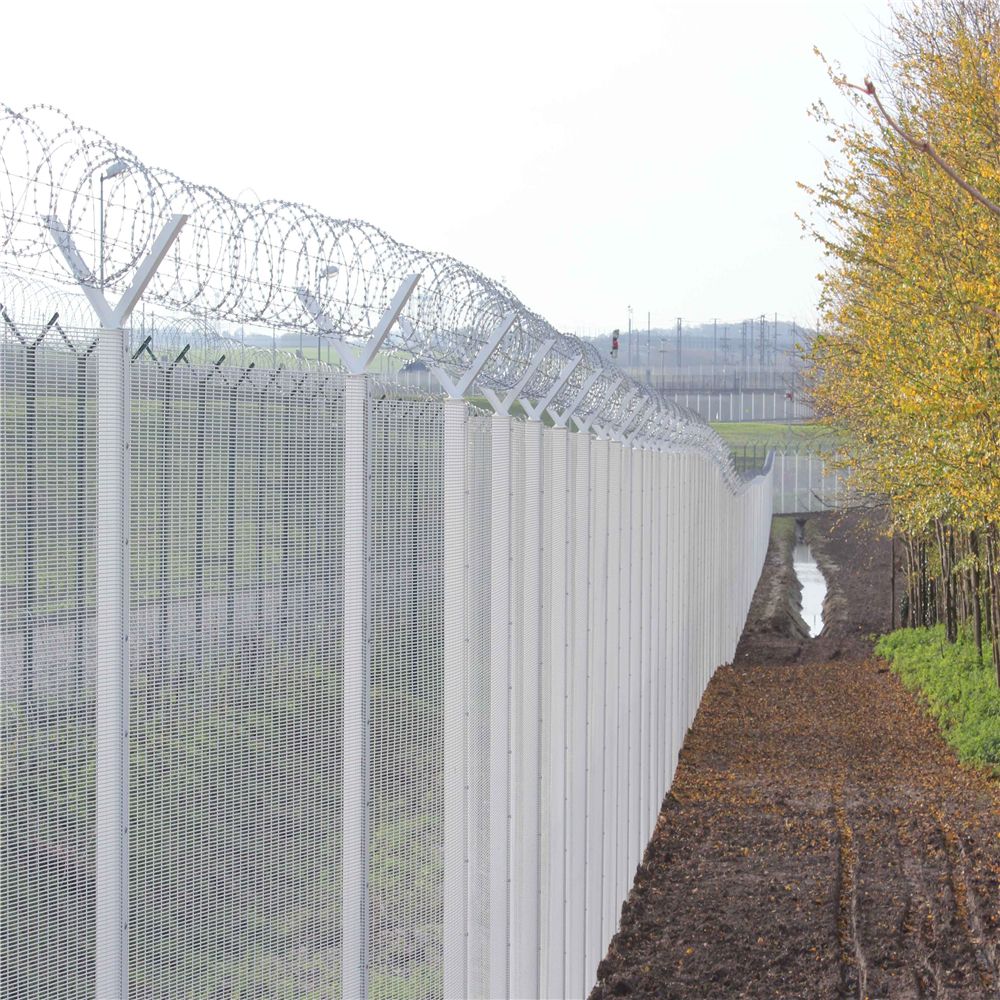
[{"left": 792, "top": 541, "right": 827, "bottom": 637}]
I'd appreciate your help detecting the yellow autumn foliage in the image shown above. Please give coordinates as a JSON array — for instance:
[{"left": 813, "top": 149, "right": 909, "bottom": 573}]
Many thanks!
[{"left": 807, "top": 1, "right": 1000, "bottom": 534}]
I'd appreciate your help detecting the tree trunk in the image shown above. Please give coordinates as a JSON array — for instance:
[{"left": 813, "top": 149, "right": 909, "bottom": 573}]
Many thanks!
[
  {"left": 970, "top": 528, "right": 983, "bottom": 664},
  {"left": 891, "top": 531, "right": 896, "bottom": 630},
  {"left": 934, "top": 520, "right": 951, "bottom": 640},
  {"left": 919, "top": 539, "right": 928, "bottom": 626},
  {"left": 987, "top": 524, "right": 1000, "bottom": 685},
  {"left": 981, "top": 525, "right": 994, "bottom": 650},
  {"left": 949, "top": 526, "right": 959, "bottom": 639}
]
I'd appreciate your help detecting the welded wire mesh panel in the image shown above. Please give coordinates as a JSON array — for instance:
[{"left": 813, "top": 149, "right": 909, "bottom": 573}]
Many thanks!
[
  {"left": 1, "top": 313, "right": 780, "bottom": 1000},
  {"left": 369, "top": 392, "right": 445, "bottom": 1000},
  {"left": 129, "top": 361, "right": 345, "bottom": 999},
  {"left": 507, "top": 418, "right": 529, "bottom": 998},
  {"left": 567, "top": 431, "right": 589, "bottom": 1000},
  {"left": 1, "top": 325, "right": 97, "bottom": 1000},
  {"left": 772, "top": 448, "right": 848, "bottom": 514},
  {"left": 603, "top": 443, "right": 622, "bottom": 944},
  {"left": 537, "top": 426, "right": 556, "bottom": 999},
  {"left": 464, "top": 405, "right": 492, "bottom": 1000}
]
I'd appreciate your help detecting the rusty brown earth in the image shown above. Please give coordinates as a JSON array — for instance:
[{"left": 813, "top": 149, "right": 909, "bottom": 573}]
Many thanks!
[{"left": 591, "top": 510, "right": 1000, "bottom": 1000}]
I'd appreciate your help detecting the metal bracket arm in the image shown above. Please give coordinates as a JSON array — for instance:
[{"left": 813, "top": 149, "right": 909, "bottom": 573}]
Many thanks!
[
  {"left": 606, "top": 387, "right": 637, "bottom": 439},
  {"left": 115, "top": 215, "right": 188, "bottom": 324},
  {"left": 550, "top": 370, "right": 600, "bottom": 428},
  {"left": 361, "top": 273, "right": 421, "bottom": 370},
  {"left": 571, "top": 375, "right": 622, "bottom": 433},
  {"left": 627, "top": 408, "right": 660, "bottom": 447},
  {"left": 432, "top": 311, "right": 517, "bottom": 399},
  {"left": 618, "top": 400, "right": 652, "bottom": 444},
  {"left": 481, "top": 338, "right": 555, "bottom": 416},
  {"left": 296, "top": 272, "right": 421, "bottom": 374},
  {"left": 520, "top": 355, "right": 581, "bottom": 421},
  {"left": 44, "top": 213, "right": 188, "bottom": 329},
  {"left": 295, "top": 288, "right": 335, "bottom": 334}
]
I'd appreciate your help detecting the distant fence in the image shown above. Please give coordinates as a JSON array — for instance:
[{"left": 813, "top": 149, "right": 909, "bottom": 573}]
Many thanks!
[
  {"left": 2, "top": 321, "right": 773, "bottom": 1000},
  {"left": 615, "top": 366, "right": 804, "bottom": 393},
  {"left": 732, "top": 443, "right": 850, "bottom": 514},
  {"left": 771, "top": 446, "right": 850, "bottom": 514},
  {"left": 660, "top": 388, "right": 814, "bottom": 423}
]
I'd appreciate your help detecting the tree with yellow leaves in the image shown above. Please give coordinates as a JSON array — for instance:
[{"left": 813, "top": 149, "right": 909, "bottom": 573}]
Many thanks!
[{"left": 806, "top": 0, "right": 1000, "bottom": 674}]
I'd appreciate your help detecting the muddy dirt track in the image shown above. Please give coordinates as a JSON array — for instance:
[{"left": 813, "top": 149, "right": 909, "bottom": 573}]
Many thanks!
[{"left": 591, "top": 511, "right": 1000, "bottom": 1000}]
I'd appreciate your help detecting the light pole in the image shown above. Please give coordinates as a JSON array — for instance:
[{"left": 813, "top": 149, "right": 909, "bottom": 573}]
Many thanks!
[
  {"left": 646, "top": 311, "right": 650, "bottom": 385},
  {"left": 627, "top": 305, "right": 633, "bottom": 372},
  {"left": 99, "top": 160, "right": 129, "bottom": 289},
  {"left": 319, "top": 265, "right": 340, "bottom": 366}
]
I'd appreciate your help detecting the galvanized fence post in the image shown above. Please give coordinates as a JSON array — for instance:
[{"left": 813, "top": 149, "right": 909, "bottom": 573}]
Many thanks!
[
  {"left": 638, "top": 444, "right": 652, "bottom": 849},
  {"left": 657, "top": 446, "right": 668, "bottom": 799},
  {"left": 568, "top": 429, "right": 590, "bottom": 999},
  {"left": 585, "top": 432, "right": 609, "bottom": 980},
  {"left": 602, "top": 432, "right": 622, "bottom": 944},
  {"left": 794, "top": 445, "right": 800, "bottom": 514},
  {"left": 648, "top": 443, "right": 661, "bottom": 838},
  {"left": 342, "top": 372, "right": 372, "bottom": 1000},
  {"left": 42, "top": 213, "right": 187, "bottom": 1000},
  {"left": 431, "top": 313, "right": 515, "bottom": 999},
  {"left": 96, "top": 321, "right": 130, "bottom": 1000},
  {"left": 337, "top": 275, "right": 424, "bottom": 999},
  {"left": 443, "top": 395, "right": 469, "bottom": 999},
  {"left": 617, "top": 441, "right": 632, "bottom": 905}
]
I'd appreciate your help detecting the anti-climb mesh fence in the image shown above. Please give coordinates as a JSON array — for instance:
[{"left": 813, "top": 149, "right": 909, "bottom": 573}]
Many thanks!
[
  {"left": 369, "top": 389, "right": 445, "bottom": 999},
  {"left": 127, "top": 360, "right": 346, "bottom": 998},
  {"left": 2, "top": 329, "right": 97, "bottom": 1000},
  {"left": 2, "top": 324, "right": 773, "bottom": 1000}
]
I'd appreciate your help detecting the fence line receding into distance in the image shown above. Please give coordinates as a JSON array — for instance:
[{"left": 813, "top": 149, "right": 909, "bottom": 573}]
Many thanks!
[{"left": 0, "top": 101, "right": 775, "bottom": 1000}]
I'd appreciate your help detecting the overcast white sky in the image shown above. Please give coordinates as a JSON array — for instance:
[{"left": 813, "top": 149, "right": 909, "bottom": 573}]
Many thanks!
[{"left": 4, "top": 0, "right": 888, "bottom": 334}]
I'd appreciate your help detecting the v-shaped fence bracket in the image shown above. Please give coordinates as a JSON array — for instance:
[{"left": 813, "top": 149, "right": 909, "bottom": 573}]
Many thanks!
[
  {"left": 296, "top": 273, "right": 421, "bottom": 374},
  {"left": 43, "top": 214, "right": 188, "bottom": 329}
]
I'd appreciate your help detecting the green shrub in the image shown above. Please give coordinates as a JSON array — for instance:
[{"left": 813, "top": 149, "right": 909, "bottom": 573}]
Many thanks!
[{"left": 876, "top": 625, "right": 1000, "bottom": 766}]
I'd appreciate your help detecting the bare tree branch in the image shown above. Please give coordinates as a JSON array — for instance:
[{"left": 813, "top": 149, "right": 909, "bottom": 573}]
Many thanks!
[{"left": 851, "top": 78, "right": 1000, "bottom": 218}]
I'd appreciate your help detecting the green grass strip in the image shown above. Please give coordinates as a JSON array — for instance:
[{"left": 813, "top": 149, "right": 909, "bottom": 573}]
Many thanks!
[{"left": 876, "top": 625, "right": 1000, "bottom": 767}]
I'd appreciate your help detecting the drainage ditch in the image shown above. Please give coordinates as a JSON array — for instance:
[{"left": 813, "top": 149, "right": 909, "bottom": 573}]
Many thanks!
[{"left": 792, "top": 529, "right": 827, "bottom": 638}]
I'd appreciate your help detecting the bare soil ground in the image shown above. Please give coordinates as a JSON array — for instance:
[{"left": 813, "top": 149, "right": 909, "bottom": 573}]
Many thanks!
[{"left": 591, "top": 510, "right": 1000, "bottom": 999}]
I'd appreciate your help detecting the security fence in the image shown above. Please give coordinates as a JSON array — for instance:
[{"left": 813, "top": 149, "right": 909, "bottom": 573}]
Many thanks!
[
  {"left": 772, "top": 446, "right": 850, "bottom": 514},
  {"left": 1, "top": 318, "right": 773, "bottom": 1000},
  {"left": 731, "top": 443, "right": 850, "bottom": 514},
  {"left": 658, "top": 387, "right": 814, "bottom": 423},
  {"left": 1, "top": 100, "right": 774, "bottom": 1000}
]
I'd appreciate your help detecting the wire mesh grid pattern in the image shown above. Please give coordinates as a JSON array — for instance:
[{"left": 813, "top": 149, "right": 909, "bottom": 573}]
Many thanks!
[
  {"left": 369, "top": 391, "right": 445, "bottom": 999},
  {"left": 128, "top": 360, "right": 346, "bottom": 998},
  {"left": 775, "top": 447, "right": 851, "bottom": 514},
  {"left": 0, "top": 97, "right": 776, "bottom": 1000},
  {"left": 1, "top": 319, "right": 773, "bottom": 999},
  {"left": 1, "top": 324, "right": 97, "bottom": 1000}
]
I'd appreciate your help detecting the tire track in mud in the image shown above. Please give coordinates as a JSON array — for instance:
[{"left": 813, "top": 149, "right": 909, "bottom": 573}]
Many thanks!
[
  {"left": 833, "top": 781, "right": 866, "bottom": 998},
  {"left": 931, "top": 807, "right": 996, "bottom": 993},
  {"left": 894, "top": 806, "right": 948, "bottom": 998}
]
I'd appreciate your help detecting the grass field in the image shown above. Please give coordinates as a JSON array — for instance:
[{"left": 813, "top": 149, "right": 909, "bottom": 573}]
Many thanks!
[
  {"left": 268, "top": 344, "right": 403, "bottom": 374},
  {"left": 710, "top": 421, "right": 839, "bottom": 451}
]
